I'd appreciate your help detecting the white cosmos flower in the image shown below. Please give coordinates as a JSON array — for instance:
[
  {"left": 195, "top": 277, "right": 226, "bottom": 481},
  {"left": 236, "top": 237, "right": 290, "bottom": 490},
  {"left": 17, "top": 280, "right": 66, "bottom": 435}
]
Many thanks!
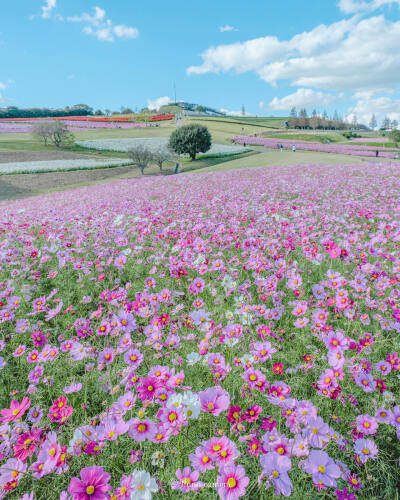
[
  {"left": 166, "top": 393, "right": 183, "bottom": 409},
  {"left": 186, "top": 352, "right": 201, "bottom": 365},
  {"left": 130, "top": 470, "right": 158, "bottom": 500},
  {"left": 182, "top": 391, "right": 201, "bottom": 419},
  {"left": 224, "top": 337, "right": 239, "bottom": 347}
]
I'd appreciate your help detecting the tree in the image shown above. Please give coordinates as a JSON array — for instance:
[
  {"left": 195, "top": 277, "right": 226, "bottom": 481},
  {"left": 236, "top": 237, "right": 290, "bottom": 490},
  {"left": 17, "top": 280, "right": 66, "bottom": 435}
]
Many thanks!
[
  {"left": 389, "top": 129, "right": 400, "bottom": 147},
  {"left": 381, "top": 116, "right": 391, "bottom": 130},
  {"left": 391, "top": 119, "right": 398, "bottom": 129},
  {"left": 168, "top": 124, "right": 212, "bottom": 160},
  {"left": 153, "top": 148, "right": 172, "bottom": 171},
  {"left": 126, "top": 145, "right": 154, "bottom": 174},
  {"left": 369, "top": 114, "right": 377, "bottom": 129},
  {"left": 31, "top": 121, "right": 74, "bottom": 148}
]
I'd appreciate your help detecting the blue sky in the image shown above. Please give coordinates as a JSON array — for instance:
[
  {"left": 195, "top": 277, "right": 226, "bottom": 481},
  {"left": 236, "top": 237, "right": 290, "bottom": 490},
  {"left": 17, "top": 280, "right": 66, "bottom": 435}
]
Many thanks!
[{"left": 1, "top": 0, "right": 400, "bottom": 124}]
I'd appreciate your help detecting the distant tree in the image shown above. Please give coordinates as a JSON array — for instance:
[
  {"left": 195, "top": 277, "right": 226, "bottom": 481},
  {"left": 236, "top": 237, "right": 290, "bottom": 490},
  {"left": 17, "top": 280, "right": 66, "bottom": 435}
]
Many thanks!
[
  {"left": 351, "top": 114, "right": 358, "bottom": 129},
  {"left": 381, "top": 116, "right": 391, "bottom": 129},
  {"left": 298, "top": 108, "right": 309, "bottom": 129},
  {"left": 153, "top": 148, "right": 172, "bottom": 171},
  {"left": 168, "top": 124, "right": 212, "bottom": 160},
  {"left": 105, "top": 109, "right": 111, "bottom": 116},
  {"left": 126, "top": 146, "right": 154, "bottom": 175},
  {"left": 389, "top": 129, "right": 400, "bottom": 147},
  {"left": 369, "top": 114, "right": 377, "bottom": 129},
  {"left": 195, "top": 105, "right": 206, "bottom": 113},
  {"left": 31, "top": 121, "right": 74, "bottom": 148},
  {"left": 391, "top": 119, "right": 398, "bottom": 129},
  {"left": 94, "top": 109, "right": 103, "bottom": 115},
  {"left": 288, "top": 107, "right": 298, "bottom": 128}
]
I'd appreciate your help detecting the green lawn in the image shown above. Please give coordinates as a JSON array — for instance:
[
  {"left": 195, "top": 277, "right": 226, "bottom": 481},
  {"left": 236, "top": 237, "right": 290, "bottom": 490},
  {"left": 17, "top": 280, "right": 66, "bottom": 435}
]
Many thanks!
[{"left": 191, "top": 149, "right": 369, "bottom": 174}]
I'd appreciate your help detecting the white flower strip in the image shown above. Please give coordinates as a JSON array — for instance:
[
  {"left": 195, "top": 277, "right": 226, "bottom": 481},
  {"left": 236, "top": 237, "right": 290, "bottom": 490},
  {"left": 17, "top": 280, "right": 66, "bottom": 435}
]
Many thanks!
[{"left": 0, "top": 158, "right": 131, "bottom": 175}]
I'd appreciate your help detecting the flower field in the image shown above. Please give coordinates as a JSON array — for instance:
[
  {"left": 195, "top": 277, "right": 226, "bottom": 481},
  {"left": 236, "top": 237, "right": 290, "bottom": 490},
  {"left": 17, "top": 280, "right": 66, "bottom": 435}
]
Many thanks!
[
  {"left": 0, "top": 122, "right": 153, "bottom": 135},
  {"left": 76, "top": 138, "right": 249, "bottom": 155},
  {"left": 0, "top": 163, "right": 399, "bottom": 499},
  {"left": 0, "top": 159, "right": 132, "bottom": 175},
  {"left": 234, "top": 136, "right": 400, "bottom": 159}
]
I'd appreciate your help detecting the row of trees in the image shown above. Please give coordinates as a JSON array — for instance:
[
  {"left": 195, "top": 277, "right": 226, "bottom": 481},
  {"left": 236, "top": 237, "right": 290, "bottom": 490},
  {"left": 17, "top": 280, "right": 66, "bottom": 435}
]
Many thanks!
[
  {"left": 288, "top": 108, "right": 353, "bottom": 130},
  {"left": 372, "top": 114, "right": 399, "bottom": 131},
  {"left": 0, "top": 104, "right": 94, "bottom": 119}
]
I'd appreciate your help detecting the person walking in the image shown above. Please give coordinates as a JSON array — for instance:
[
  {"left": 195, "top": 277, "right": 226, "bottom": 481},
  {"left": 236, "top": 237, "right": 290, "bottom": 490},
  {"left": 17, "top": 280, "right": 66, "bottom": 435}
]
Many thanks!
[
  {"left": 292, "top": 145, "right": 296, "bottom": 152},
  {"left": 376, "top": 150, "right": 379, "bottom": 157},
  {"left": 280, "top": 144, "right": 283, "bottom": 152}
]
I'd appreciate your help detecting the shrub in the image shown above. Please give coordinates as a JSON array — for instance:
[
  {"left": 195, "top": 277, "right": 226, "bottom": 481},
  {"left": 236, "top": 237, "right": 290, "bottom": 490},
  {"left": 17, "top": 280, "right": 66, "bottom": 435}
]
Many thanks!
[
  {"left": 168, "top": 124, "right": 212, "bottom": 160},
  {"left": 389, "top": 129, "right": 400, "bottom": 147}
]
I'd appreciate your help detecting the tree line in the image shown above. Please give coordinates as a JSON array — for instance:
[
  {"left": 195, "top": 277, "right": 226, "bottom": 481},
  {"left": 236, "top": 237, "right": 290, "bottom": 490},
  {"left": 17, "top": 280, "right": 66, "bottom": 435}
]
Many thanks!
[
  {"left": 0, "top": 104, "right": 94, "bottom": 119},
  {"left": 288, "top": 108, "right": 354, "bottom": 130}
]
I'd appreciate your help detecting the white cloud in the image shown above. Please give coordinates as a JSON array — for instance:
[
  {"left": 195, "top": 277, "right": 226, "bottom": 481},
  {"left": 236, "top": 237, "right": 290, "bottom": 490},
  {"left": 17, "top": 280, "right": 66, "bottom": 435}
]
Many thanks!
[
  {"left": 219, "top": 108, "right": 255, "bottom": 117},
  {"left": 67, "top": 6, "right": 139, "bottom": 42},
  {"left": 219, "top": 25, "right": 236, "bottom": 32},
  {"left": 113, "top": 25, "right": 139, "bottom": 39},
  {"left": 41, "top": 0, "right": 56, "bottom": 19},
  {"left": 347, "top": 95, "right": 400, "bottom": 125},
  {"left": 258, "top": 101, "right": 265, "bottom": 109},
  {"left": 187, "top": 16, "right": 400, "bottom": 94},
  {"left": 147, "top": 96, "right": 170, "bottom": 111},
  {"left": 268, "top": 88, "right": 338, "bottom": 111},
  {"left": 0, "top": 81, "right": 6, "bottom": 91},
  {"left": 338, "top": 0, "right": 400, "bottom": 13}
]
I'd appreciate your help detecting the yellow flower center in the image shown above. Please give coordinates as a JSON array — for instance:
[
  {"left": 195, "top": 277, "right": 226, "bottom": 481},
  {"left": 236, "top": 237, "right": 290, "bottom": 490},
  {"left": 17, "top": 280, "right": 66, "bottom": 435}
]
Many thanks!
[
  {"left": 318, "top": 465, "right": 325, "bottom": 473},
  {"left": 86, "top": 485, "right": 95, "bottom": 495},
  {"left": 227, "top": 478, "right": 237, "bottom": 488}
]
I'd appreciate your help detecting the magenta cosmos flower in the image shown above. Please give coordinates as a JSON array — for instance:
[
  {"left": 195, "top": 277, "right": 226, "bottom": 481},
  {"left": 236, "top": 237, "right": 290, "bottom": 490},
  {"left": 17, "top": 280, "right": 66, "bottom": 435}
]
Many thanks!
[
  {"left": 68, "top": 466, "right": 111, "bottom": 500},
  {"left": 217, "top": 464, "right": 249, "bottom": 500},
  {"left": 0, "top": 396, "right": 31, "bottom": 423}
]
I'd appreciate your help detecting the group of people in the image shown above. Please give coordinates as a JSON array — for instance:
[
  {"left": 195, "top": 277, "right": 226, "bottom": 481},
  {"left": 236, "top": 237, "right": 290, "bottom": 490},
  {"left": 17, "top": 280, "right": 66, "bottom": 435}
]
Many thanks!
[{"left": 276, "top": 144, "right": 296, "bottom": 152}]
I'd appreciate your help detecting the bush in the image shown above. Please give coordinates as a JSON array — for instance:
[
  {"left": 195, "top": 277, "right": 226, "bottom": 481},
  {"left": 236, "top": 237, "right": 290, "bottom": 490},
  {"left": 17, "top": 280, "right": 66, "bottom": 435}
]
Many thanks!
[
  {"left": 168, "top": 124, "right": 212, "bottom": 160},
  {"left": 126, "top": 146, "right": 154, "bottom": 174},
  {"left": 31, "top": 121, "right": 74, "bottom": 148},
  {"left": 389, "top": 129, "right": 400, "bottom": 147}
]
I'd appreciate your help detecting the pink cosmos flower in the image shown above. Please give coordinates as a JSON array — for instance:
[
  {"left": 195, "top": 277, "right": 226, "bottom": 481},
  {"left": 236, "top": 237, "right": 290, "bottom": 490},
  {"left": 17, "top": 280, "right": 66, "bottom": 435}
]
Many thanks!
[
  {"left": 172, "top": 467, "right": 202, "bottom": 492},
  {"left": 302, "top": 450, "right": 340, "bottom": 487},
  {"left": 199, "top": 386, "right": 230, "bottom": 416},
  {"left": 128, "top": 418, "right": 156, "bottom": 442},
  {"left": 217, "top": 464, "right": 249, "bottom": 500},
  {"left": 260, "top": 452, "right": 292, "bottom": 497},
  {"left": 68, "top": 466, "right": 111, "bottom": 500}
]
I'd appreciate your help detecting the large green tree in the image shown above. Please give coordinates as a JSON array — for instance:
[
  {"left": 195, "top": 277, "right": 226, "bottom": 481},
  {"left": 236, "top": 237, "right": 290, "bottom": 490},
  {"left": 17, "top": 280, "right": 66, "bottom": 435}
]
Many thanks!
[{"left": 168, "top": 124, "right": 212, "bottom": 160}]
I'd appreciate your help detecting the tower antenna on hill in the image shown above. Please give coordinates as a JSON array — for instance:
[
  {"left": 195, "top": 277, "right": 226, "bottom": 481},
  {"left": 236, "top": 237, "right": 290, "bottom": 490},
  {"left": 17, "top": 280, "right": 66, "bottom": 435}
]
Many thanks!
[{"left": 173, "top": 82, "right": 177, "bottom": 104}]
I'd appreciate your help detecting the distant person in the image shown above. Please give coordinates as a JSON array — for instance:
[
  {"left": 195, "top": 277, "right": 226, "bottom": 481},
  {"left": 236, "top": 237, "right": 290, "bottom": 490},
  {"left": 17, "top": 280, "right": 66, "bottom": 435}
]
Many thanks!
[
  {"left": 376, "top": 150, "right": 379, "bottom": 157},
  {"left": 280, "top": 144, "right": 283, "bottom": 152},
  {"left": 292, "top": 145, "right": 296, "bottom": 152},
  {"left": 174, "top": 163, "right": 180, "bottom": 174},
  {"left": 243, "top": 142, "right": 246, "bottom": 148}
]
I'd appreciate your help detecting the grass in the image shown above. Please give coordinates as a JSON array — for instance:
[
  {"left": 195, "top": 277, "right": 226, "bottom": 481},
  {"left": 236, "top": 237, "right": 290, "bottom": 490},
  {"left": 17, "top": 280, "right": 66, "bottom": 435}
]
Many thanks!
[
  {"left": 262, "top": 133, "right": 344, "bottom": 143},
  {"left": 191, "top": 149, "right": 367, "bottom": 174}
]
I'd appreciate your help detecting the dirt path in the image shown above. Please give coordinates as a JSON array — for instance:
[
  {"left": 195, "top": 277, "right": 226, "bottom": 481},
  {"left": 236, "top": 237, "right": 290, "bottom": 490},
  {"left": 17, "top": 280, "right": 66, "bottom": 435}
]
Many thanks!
[
  {"left": 0, "top": 150, "right": 99, "bottom": 163},
  {"left": 0, "top": 165, "right": 142, "bottom": 200}
]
